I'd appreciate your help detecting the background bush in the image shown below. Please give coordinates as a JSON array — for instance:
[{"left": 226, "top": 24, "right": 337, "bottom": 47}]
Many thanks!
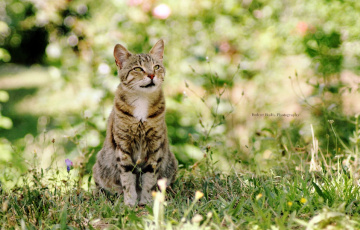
[{"left": 0, "top": 0, "right": 359, "bottom": 189}]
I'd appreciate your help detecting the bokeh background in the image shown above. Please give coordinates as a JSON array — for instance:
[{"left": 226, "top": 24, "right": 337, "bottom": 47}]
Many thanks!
[{"left": 0, "top": 0, "right": 359, "bottom": 188}]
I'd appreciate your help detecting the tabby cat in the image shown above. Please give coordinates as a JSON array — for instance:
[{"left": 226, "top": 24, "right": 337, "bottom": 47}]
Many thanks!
[{"left": 93, "top": 40, "right": 178, "bottom": 206}]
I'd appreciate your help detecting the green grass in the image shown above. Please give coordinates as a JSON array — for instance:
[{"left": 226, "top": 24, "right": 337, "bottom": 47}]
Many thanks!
[
  {"left": 1, "top": 148, "right": 360, "bottom": 229},
  {"left": 1, "top": 79, "right": 360, "bottom": 229}
]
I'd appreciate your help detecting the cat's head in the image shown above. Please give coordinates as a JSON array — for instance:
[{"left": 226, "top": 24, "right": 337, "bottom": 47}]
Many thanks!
[{"left": 114, "top": 40, "right": 165, "bottom": 94}]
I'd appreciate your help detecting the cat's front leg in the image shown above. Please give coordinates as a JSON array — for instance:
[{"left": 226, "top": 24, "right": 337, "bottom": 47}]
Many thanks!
[
  {"left": 120, "top": 172, "right": 137, "bottom": 206},
  {"left": 139, "top": 161, "right": 159, "bottom": 205},
  {"left": 139, "top": 172, "right": 157, "bottom": 205},
  {"left": 117, "top": 148, "right": 137, "bottom": 206}
]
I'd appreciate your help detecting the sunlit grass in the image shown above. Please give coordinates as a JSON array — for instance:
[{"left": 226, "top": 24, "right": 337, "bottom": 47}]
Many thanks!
[
  {"left": 1, "top": 117, "right": 360, "bottom": 229},
  {"left": 1, "top": 151, "right": 360, "bottom": 229}
]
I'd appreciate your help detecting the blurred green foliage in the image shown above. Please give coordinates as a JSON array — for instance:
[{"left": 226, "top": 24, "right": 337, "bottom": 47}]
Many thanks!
[
  {"left": 0, "top": 0, "right": 359, "bottom": 187},
  {"left": 303, "top": 29, "right": 343, "bottom": 75}
]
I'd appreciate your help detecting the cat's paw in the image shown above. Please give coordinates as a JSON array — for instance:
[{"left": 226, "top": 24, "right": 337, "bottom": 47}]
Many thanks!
[
  {"left": 124, "top": 196, "right": 137, "bottom": 207},
  {"left": 123, "top": 190, "right": 137, "bottom": 207},
  {"left": 139, "top": 190, "right": 153, "bottom": 206}
]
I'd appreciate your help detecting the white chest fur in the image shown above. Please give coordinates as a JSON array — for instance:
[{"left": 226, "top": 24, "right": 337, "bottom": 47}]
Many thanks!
[{"left": 132, "top": 98, "right": 149, "bottom": 121}]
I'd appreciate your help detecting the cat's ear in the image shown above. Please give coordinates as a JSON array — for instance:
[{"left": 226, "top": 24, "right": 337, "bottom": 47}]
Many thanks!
[
  {"left": 149, "top": 39, "right": 164, "bottom": 61},
  {"left": 114, "top": 44, "right": 132, "bottom": 69}
]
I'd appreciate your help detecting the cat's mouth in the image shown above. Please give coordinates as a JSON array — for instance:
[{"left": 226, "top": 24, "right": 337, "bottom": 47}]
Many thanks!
[{"left": 140, "top": 81, "right": 156, "bottom": 88}]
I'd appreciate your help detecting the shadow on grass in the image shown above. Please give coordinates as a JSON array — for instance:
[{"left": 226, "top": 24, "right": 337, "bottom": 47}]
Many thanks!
[{"left": 0, "top": 87, "right": 39, "bottom": 141}]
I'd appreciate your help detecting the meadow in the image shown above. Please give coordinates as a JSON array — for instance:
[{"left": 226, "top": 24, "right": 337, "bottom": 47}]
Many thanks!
[{"left": 1, "top": 0, "right": 360, "bottom": 229}]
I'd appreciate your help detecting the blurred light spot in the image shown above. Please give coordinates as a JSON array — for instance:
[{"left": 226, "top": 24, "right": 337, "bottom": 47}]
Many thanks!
[
  {"left": 0, "top": 140, "right": 11, "bottom": 161},
  {"left": 36, "top": 11, "right": 49, "bottom": 27},
  {"left": 176, "top": 128, "right": 187, "bottom": 138},
  {"left": 77, "top": 4, "right": 88, "bottom": 15},
  {"left": 49, "top": 67, "right": 61, "bottom": 79},
  {"left": 98, "top": 63, "right": 111, "bottom": 75},
  {"left": 183, "top": 90, "right": 187, "bottom": 98},
  {"left": 152, "top": 4, "right": 171, "bottom": 20},
  {"left": 10, "top": 2, "right": 24, "bottom": 14},
  {"left": 299, "top": 129, "right": 305, "bottom": 135},
  {"left": 68, "top": 35, "right": 78, "bottom": 47},
  {"left": 0, "top": 116, "right": 12, "bottom": 129},
  {"left": 243, "top": 0, "right": 253, "bottom": 6},
  {"left": 306, "top": 40, "right": 317, "bottom": 50},
  {"left": 38, "top": 116, "right": 49, "bottom": 127},
  {"left": 86, "top": 130, "right": 100, "bottom": 147},
  {"left": 262, "top": 6, "right": 273, "bottom": 18},
  {"left": 192, "top": 21, "right": 203, "bottom": 30},
  {"left": 46, "top": 43, "right": 61, "bottom": 58},
  {"left": 253, "top": 10, "right": 262, "bottom": 19},
  {"left": 112, "top": 13, "right": 126, "bottom": 23},
  {"left": 0, "top": 21, "right": 10, "bottom": 36},
  {"left": 297, "top": 21, "right": 308, "bottom": 35},
  {"left": 263, "top": 150, "right": 272, "bottom": 159},
  {"left": 0, "top": 91, "right": 9, "bottom": 102},
  {"left": 84, "top": 110, "right": 92, "bottom": 118},
  {"left": 327, "top": 103, "right": 336, "bottom": 111},
  {"left": 25, "top": 134, "right": 34, "bottom": 144},
  {"left": 0, "top": 48, "right": 11, "bottom": 62},
  {"left": 219, "top": 41, "right": 230, "bottom": 53},
  {"left": 10, "top": 34, "right": 21, "bottom": 47},
  {"left": 147, "top": 26, "right": 157, "bottom": 36},
  {"left": 64, "top": 16, "right": 76, "bottom": 27},
  {"left": 127, "top": 0, "right": 143, "bottom": 6}
]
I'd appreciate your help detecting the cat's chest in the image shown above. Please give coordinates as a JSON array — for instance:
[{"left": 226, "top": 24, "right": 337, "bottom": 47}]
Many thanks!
[{"left": 132, "top": 98, "right": 149, "bottom": 121}]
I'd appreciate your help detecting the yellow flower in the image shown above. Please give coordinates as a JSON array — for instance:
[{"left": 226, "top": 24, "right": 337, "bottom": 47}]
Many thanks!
[
  {"left": 152, "top": 191, "right": 157, "bottom": 198},
  {"left": 195, "top": 191, "right": 204, "bottom": 200},
  {"left": 300, "top": 198, "right": 307, "bottom": 204},
  {"left": 287, "top": 201, "right": 293, "bottom": 207},
  {"left": 256, "top": 193, "right": 263, "bottom": 200}
]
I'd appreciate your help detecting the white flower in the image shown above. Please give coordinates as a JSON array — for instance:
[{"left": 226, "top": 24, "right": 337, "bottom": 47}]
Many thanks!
[
  {"left": 192, "top": 214, "right": 203, "bottom": 223},
  {"left": 157, "top": 178, "right": 167, "bottom": 191}
]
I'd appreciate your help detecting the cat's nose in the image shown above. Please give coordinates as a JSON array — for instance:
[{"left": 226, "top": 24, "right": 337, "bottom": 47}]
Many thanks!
[{"left": 147, "top": 74, "right": 154, "bottom": 80}]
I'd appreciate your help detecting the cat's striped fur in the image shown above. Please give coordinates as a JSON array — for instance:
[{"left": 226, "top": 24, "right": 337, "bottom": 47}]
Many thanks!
[{"left": 93, "top": 40, "right": 177, "bottom": 206}]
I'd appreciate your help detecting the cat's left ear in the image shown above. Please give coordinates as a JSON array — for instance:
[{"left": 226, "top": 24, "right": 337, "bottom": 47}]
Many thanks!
[
  {"left": 114, "top": 44, "right": 132, "bottom": 69},
  {"left": 149, "top": 39, "right": 164, "bottom": 61}
]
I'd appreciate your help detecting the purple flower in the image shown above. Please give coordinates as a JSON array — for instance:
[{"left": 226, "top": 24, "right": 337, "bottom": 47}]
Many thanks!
[{"left": 65, "top": 159, "right": 73, "bottom": 173}]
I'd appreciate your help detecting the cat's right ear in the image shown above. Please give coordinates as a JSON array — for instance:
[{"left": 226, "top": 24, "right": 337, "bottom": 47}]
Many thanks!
[{"left": 114, "top": 44, "right": 132, "bottom": 69}]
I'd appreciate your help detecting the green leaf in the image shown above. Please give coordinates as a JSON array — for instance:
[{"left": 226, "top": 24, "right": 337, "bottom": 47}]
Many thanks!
[
  {"left": 60, "top": 203, "right": 68, "bottom": 230},
  {"left": 312, "top": 181, "right": 327, "bottom": 201}
]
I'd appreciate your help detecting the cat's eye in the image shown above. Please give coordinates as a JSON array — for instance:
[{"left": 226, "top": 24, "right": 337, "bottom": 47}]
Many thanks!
[
  {"left": 134, "top": 67, "right": 143, "bottom": 72},
  {"left": 154, "top": 65, "right": 160, "bottom": 70}
]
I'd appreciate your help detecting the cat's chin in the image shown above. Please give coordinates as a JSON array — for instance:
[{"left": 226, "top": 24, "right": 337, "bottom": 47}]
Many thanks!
[
  {"left": 137, "top": 85, "right": 160, "bottom": 94},
  {"left": 140, "top": 82, "right": 156, "bottom": 88}
]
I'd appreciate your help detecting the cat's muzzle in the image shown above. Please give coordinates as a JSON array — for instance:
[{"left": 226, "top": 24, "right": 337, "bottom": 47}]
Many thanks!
[{"left": 140, "top": 79, "right": 156, "bottom": 88}]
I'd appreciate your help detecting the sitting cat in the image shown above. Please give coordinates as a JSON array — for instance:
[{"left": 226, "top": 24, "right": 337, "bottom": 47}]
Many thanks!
[{"left": 93, "top": 39, "right": 178, "bottom": 206}]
